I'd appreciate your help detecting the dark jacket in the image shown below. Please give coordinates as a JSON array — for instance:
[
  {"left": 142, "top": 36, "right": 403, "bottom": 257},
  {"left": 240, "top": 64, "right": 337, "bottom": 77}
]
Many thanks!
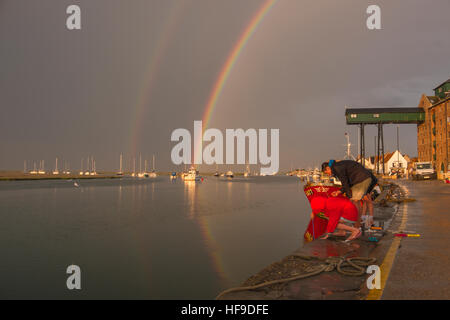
[{"left": 331, "top": 160, "right": 377, "bottom": 197}]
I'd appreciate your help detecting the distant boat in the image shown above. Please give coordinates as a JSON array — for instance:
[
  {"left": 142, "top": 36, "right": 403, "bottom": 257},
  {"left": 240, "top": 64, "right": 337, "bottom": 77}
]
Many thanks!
[
  {"left": 38, "top": 160, "right": 46, "bottom": 174},
  {"left": 117, "top": 153, "right": 123, "bottom": 176},
  {"left": 244, "top": 164, "right": 251, "bottom": 177},
  {"left": 79, "top": 158, "right": 84, "bottom": 175},
  {"left": 30, "top": 162, "right": 38, "bottom": 175},
  {"left": 63, "top": 161, "right": 70, "bottom": 174},
  {"left": 137, "top": 154, "right": 146, "bottom": 178},
  {"left": 183, "top": 167, "right": 201, "bottom": 181},
  {"left": 214, "top": 165, "right": 219, "bottom": 177},
  {"left": 148, "top": 155, "right": 157, "bottom": 178},
  {"left": 90, "top": 158, "right": 97, "bottom": 176},
  {"left": 225, "top": 171, "right": 234, "bottom": 178},
  {"left": 312, "top": 167, "right": 320, "bottom": 181},
  {"left": 52, "top": 158, "right": 59, "bottom": 175}
]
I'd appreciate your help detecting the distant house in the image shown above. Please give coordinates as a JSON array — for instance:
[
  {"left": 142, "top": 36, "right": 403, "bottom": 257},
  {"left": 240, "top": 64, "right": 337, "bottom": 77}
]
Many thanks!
[
  {"left": 375, "top": 150, "right": 409, "bottom": 174},
  {"left": 355, "top": 156, "right": 375, "bottom": 170}
]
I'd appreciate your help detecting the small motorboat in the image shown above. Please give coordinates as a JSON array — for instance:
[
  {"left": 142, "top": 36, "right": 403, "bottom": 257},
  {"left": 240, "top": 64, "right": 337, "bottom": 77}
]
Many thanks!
[{"left": 184, "top": 167, "right": 201, "bottom": 181}]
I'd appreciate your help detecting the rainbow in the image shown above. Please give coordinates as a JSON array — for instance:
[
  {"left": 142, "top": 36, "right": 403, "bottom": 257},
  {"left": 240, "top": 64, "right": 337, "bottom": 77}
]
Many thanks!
[
  {"left": 190, "top": 0, "right": 278, "bottom": 284},
  {"left": 130, "top": 2, "right": 187, "bottom": 156},
  {"left": 202, "top": 0, "right": 278, "bottom": 130}
]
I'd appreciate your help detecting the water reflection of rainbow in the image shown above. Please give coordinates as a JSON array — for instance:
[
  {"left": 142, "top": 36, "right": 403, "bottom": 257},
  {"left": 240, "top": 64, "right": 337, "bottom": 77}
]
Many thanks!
[
  {"left": 184, "top": 181, "right": 228, "bottom": 285},
  {"left": 197, "top": 215, "right": 229, "bottom": 285}
]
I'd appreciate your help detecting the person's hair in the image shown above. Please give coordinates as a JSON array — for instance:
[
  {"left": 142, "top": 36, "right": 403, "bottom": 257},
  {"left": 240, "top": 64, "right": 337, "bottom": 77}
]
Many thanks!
[{"left": 321, "top": 162, "right": 329, "bottom": 172}]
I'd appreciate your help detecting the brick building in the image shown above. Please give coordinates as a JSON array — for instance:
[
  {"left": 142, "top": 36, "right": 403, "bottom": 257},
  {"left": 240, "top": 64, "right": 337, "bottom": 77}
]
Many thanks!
[{"left": 417, "top": 79, "right": 450, "bottom": 178}]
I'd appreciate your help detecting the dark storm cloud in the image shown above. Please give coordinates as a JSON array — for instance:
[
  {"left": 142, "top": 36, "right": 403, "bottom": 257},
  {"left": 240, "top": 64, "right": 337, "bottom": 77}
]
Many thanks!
[{"left": 0, "top": 0, "right": 449, "bottom": 171}]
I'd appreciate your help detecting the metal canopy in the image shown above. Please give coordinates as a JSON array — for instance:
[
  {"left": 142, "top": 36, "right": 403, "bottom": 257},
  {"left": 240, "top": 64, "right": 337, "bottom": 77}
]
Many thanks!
[
  {"left": 345, "top": 107, "right": 425, "bottom": 174},
  {"left": 345, "top": 107, "right": 425, "bottom": 125}
]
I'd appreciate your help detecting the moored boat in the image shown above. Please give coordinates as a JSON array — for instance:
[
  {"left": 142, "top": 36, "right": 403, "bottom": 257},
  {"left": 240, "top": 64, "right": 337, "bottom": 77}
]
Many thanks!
[
  {"left": 184, "top": 167, "right": 201, "bottom": 181},
  {"left": 303, "top": 182, "right": 343, "bottom": 242}
]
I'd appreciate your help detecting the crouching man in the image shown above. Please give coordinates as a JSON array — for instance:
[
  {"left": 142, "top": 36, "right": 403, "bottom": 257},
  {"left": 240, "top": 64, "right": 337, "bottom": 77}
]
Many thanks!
[
  {"left": 310, "top": 195, "right": 361, "bottom": 241},
  {"left": 321, "top": 159, "right": 377, "bottom": 229}
]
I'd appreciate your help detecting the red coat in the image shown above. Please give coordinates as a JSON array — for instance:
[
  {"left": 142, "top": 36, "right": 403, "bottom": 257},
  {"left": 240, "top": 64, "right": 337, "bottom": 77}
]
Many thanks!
[{"left": 311, "top": 196, "right": 358, "bottom": 234}]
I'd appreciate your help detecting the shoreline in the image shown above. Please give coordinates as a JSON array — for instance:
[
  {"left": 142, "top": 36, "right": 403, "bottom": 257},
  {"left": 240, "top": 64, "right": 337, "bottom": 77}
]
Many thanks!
[{"left": 0, "top": 171, "right": 284, "bottom": 181}]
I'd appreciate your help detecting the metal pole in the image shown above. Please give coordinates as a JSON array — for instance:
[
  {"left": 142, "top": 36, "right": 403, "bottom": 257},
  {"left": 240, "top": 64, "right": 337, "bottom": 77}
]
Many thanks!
[
  {"left": 377, "top": 123, "right": 381, "bottom": 175},
  {"left": 361, "top": 124, "right": 365, "bottom": 167},
  {"left": 374, "top": 135, "right": 376, "bottom": 165},
  {"left": 397, "top": 125, "right": 400, "bottom": 172},
  {"left": 381, "top": 124, "right": 385, "bottom": 175}
]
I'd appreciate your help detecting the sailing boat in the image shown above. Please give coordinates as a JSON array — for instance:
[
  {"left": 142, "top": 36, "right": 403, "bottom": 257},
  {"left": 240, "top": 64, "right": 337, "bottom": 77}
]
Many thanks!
[
  {"left": 117, "top": 153, "right": 123, "bottom": 176},
  {"left": 137, "top": 154, "right": 145, "bottom": 178},
  {"left": 131, "top": 157, "right": 136, "bottom": 177},
  {"left": 214, "top": 164, "right": 219, "bottom": 177},
  {"left": 244, "top": 164, "right": 251, "bottom": 177},
  {"left": 148, "top": 154, "right": 157, "bottom": 178},
  {"left": 63, "top": 161, "right": 71, "bottom": 174},
  {"left": 84, "top": 156, "right": 91, "bottom": 176},
  {"left": 30, "top": 162, "right": 38, "bottom": 174},
  {"left": 52, "top": 158, "right": 59, "bottom": 175},
  {"left": 91, "top": 158, "right": 97, "bottom": 175},
  {"left": 38, "top": 160, "right": 45, "bottom": 174}
]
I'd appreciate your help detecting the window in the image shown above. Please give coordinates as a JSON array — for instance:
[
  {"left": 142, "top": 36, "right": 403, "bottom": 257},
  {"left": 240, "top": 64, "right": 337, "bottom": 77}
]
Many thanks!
[
  {"left": 351, "top": 114, "right": 357, "bottom": 118},
  {"left": 417, "top": 163, "right": 432, "bottom": 170},
  {"left": 373, "top": 114, "right": 380, "bottom": 118}
]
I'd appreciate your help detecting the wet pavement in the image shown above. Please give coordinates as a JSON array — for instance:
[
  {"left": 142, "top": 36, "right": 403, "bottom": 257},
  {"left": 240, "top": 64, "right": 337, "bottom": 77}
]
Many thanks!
[
  {"left": 380, "top": 180, "right": 450, "bottom": 299},
  {"left": 217, "top": 180, "right": 450, "bottom": 300},
  {"left": 218, "top": 183, "right": 399, "bottom": 300}
]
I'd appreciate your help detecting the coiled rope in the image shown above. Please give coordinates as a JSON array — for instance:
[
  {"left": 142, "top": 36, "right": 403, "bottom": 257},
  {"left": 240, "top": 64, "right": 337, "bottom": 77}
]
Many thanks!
[{"left": 216, "top": 255, "right": 376, "bottom": 300}]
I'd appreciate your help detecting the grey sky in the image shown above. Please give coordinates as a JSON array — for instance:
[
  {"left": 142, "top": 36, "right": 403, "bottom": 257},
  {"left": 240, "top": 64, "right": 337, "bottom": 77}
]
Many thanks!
[{"left": 1, "top": 0, "right": 449, "bottom": 171}]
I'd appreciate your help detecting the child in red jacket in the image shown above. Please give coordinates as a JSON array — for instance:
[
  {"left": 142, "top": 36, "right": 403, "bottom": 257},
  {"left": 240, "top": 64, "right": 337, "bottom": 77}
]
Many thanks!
[{"left": 310, "top": 196, "right": 361, "bottom": 241}]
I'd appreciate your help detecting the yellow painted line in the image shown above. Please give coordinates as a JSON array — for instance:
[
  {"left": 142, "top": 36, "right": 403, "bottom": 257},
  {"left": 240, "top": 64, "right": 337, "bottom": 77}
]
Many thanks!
[
  {"left": 366, "top": 190, "right": 408, "bottom": 300},
  {"left": 366, "top": 236, "right": 401, "bottom": 300}
]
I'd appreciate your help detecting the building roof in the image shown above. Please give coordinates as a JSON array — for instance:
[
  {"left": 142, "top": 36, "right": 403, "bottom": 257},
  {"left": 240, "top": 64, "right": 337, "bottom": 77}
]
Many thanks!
[
  {"left": 373, "top": 150, "right": 408, "bottom": 164},
  {"left": 433, "top": 79, "right": 450, "bottom": 90},
  {"left": 427, "top": 96, "right": 440, "bottom": 104},
  {"left": 431, "top": 95, "right": 450, "bottom": 108}
]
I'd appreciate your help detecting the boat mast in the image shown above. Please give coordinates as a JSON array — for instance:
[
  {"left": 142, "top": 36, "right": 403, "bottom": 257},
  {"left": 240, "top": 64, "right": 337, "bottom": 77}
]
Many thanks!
[{"left": 119, "top": 153, "right": 123, "bottom": 174}]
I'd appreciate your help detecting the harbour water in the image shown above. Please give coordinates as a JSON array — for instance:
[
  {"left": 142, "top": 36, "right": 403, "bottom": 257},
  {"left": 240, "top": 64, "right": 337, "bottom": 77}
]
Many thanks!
[{"left": 0, "top": 176, "right": 310, "bottom": 299}]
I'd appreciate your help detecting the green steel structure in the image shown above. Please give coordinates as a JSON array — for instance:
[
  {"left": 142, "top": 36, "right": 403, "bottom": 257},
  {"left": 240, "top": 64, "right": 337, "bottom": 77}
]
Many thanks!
[
  {"left": 434, "top": 79, "right": 450, "bottom": 100},
  {"left": 345, "top": 107, "right": 425, "bottom": 174},
  {"left": 345, "top": 108, "right": 425, "bottom": 124}
]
